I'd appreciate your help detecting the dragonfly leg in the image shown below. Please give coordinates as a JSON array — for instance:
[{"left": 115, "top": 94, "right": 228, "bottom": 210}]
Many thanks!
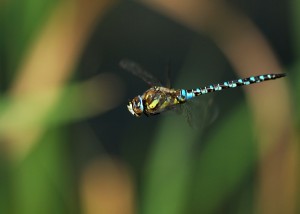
[
  {"left": 149, "top": 112, "right": 160, "bottom": 116},
  {"left": 144, "top": 111, "right": 160, "bottom": 117}
]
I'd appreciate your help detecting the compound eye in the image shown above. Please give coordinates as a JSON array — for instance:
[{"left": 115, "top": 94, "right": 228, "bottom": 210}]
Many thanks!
[
  {"left": 133, "top": 97, "right": 141, "bottom": 107},
  {"left": 127, "top": 96, "right": 144, "bottom": 117}
]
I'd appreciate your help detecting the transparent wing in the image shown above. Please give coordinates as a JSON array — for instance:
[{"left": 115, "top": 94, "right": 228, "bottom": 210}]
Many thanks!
[
  {"left": 179, "top": 96, "right": 218, "bottom": 131},
  {"left": 165, "top": 60, "right": 171, "bottom": 88},
  {"left": 120, "top": 59, "right": 162, "bottom": 86}
]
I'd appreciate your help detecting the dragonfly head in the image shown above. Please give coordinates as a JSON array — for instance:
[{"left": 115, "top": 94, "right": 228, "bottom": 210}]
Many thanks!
[{"left": 127, "top": 95, "right": 144, "bottom": 117}]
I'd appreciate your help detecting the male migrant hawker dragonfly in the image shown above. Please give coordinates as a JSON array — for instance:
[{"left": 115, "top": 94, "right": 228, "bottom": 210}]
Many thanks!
[{"left": 120, "top": 60, "right": 286, "bottom": 121}]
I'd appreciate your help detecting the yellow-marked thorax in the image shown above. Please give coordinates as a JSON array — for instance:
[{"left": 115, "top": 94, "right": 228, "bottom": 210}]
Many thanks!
[{"left": 142, "top": 87, "right": 181, "bottom": 115}]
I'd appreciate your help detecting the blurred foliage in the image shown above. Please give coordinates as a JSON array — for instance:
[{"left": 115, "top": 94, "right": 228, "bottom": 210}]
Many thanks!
[
  {"left": 0, "top": 0, "right": 299, "bottom": 214},
  {"left": 0, "top": 0, "right": 59, "bottom": 80}
]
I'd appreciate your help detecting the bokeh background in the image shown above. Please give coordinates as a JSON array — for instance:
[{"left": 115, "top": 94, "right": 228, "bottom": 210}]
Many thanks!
[{"left": 0, "top": 0, "right": 299, "bottom": 214}]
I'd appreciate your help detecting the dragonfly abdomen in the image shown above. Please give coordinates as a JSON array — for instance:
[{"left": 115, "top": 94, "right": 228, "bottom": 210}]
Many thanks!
[{"left": 178, "top": 73, "right": 286, "bottom": 101}]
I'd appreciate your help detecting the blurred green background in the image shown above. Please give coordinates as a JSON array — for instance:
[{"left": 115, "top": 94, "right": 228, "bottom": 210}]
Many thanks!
[{"left": 0, "top": 0, "right": 299, "bottom": 214}]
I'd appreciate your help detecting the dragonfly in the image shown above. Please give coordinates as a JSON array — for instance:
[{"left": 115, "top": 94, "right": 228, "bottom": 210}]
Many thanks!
[{"left": 120, "top": 59, "right": 286, "bottom": 119}]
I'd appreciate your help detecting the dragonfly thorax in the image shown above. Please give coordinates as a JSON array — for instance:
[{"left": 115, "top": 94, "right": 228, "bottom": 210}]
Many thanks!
[{"left": 127, "top": 95, "right": 144, "bottom": 117}]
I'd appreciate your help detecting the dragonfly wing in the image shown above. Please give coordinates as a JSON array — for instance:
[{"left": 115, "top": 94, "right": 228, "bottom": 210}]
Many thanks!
[
  {"left": 165, "top": 60, "right": 171, "bottom": 88},
  {"left": 181, "top": 97, "right": 218, "bottom": 130},
  {"left": 120, "top": 59, "right": 162, "bottom": 86}
]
